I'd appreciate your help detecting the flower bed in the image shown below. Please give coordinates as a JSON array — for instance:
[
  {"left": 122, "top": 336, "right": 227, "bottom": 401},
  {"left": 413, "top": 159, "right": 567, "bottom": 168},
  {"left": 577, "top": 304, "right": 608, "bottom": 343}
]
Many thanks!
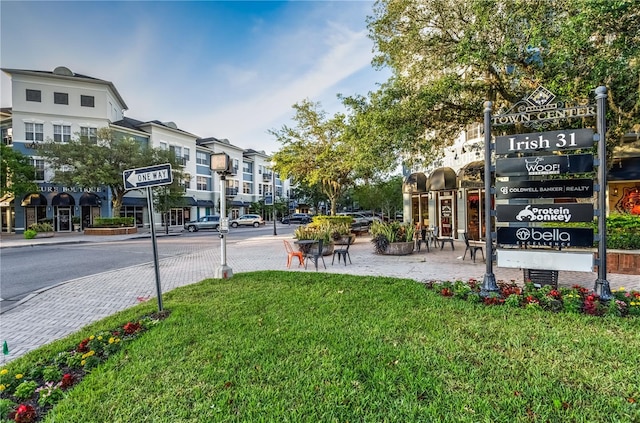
[
  {"left": 0, "top": 311, "right": 169, "bottom": 422},
  {"left": 426, "top": 279, "right": 640, "bottom": 317}
]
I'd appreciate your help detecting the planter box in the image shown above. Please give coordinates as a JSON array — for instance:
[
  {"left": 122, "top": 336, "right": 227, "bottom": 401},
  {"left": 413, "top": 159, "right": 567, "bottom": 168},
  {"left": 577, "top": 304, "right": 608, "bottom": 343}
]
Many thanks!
[
  {"left": 34, "top": 232, "right": 54, "bottom": 238},
  {"left": 84, "top": 227, "right": 138, "bottom": 236},
  {"left": 334, "top": 235, "right": 355, "bottom": 245},
  {"left": 381, "top": 241, "right": 414, "bottom": 256},
  {"left": 596, "top": 250, "right": 640, "bottom": 275}
]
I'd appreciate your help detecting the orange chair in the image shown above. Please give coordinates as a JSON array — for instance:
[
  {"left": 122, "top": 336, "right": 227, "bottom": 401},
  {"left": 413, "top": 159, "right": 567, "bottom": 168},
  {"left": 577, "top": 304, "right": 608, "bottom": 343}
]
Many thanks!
[{"left": 284, "top": 240, "right": 304, "bottom": 268}]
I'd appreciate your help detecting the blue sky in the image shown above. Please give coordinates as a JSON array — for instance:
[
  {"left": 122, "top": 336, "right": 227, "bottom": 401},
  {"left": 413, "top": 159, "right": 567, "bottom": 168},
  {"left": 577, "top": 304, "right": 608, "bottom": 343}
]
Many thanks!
[{"left": 0, "top": 1, "right": 391, "bottom": 154}]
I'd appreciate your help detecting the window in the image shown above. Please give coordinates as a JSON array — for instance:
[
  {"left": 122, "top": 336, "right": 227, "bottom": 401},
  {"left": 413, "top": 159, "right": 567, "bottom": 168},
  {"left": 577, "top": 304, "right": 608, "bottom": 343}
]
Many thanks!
[
  {"left": 54, "top": 92, "right": 69, "bottom": 105},
  {"left": 26, "top": 89, "right": 41, "bottom": 102},
  {"left": 80, "top": 95, "right": 95, "bottom": 107},
  {"left": 197, "top": 176, "right": 208, "bottom": 191},
  {"left": 183, "top": 147, "right": 190, "bottom": 162},
  {"left": 159, "top": 142, "right": 168, "bottom": 150},
  {"left": 25, "top": 123, "right": 44, "bottom": 142},
  {"left": 53, "top": 124, "right": 71, "bottom": 142},
  {"left": 258, "top": 184, "right": 263, "bottom": 195},
  {"left": 243, "top": 182, "right": 252, "bottom": 194},
  {"left": 31, "top": 159, "right": 45, "bottom": 180},
  {"left": 80, "top": 127, "right": 97, "bottom": 143},
  {"left": 243, "top": 162, "right": 252, "bottom": 173},
  {"left": 196, "top": 151, "right": 208, "bottom": 165}
]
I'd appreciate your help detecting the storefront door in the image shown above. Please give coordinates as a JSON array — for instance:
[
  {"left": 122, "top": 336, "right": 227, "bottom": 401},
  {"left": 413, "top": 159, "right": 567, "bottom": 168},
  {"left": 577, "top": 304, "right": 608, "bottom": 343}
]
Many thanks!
[
  {"left": 57, "top": 208, "right": 72, "bottom": 232},
  {"left": 438, "top": 195, "right": 454, "bottom": 237}
]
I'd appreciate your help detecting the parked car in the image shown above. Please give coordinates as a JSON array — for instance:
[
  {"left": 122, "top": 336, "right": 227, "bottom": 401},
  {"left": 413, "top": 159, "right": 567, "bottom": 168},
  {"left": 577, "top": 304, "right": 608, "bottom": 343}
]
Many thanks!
[
  {"left": 281, "top": 213, "right": 312, "bottom": 224},
  {"left": 184, "top": 215, "right": 220, "bottom": 232},
  {"left": 230, "top": 214, "right": 265, "bottom": 228},
  {"left": 337, "top": 212, "right": 370, "bottom": 234},
  {"left": 360, "top": 211, "right": 383, "bottom": 224}
]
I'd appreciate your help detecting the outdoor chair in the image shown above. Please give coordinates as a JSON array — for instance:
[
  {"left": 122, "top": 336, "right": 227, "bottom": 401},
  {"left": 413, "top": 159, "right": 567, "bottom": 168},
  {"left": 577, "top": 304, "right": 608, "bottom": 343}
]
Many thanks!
[
  {"left": 414, "top": 224, "right": 429, "bottom": 252},
  {"left": 304, "top": 239, "right": 326, "bottom": 271},
  {"left": 283, "top": 240, "right": 304, "bottom": 268},
  {"left": 462, "top": 232, "right": 484, "bottom": 263},
  {"left": 433, "top": 226, "right": 454, "bottom": 250},
  {"left": 332, "top": 236, "right": 352, "bottom": 265}
]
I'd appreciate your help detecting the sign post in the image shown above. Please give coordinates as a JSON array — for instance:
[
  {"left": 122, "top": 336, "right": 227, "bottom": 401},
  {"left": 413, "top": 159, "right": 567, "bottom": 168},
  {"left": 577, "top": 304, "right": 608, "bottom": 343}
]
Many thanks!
[
  {"left": 595, "top": 86, "right": 612, "bottom": 300},
  {"left": 480, "top": 100, "right": 498, "bottom": 297},
  {"left": 211, "top": 153, "right": 233, "bottom": 279},
  {"left": 123, "top": 163, "right": 173, "bottom": 312}
]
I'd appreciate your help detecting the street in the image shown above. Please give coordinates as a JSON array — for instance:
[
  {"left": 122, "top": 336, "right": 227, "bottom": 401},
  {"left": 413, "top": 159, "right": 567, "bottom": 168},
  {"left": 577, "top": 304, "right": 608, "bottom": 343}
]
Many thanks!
[{"left": 0, "top": 224, "right": 294, "bottom": 312}]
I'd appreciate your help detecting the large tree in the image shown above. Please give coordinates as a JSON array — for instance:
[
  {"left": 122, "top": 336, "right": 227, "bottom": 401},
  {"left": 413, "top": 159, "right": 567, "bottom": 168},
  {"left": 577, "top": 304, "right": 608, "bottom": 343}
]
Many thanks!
[
  {"left": 38, "top": 128, "right": 185, "bottom": 215},
  {"left": 0, "top": 144, "right": 38, "bottom": 199},
  {"left": 364, "top": 0, "right": 639, "bottom": 163},
  {"left": 270, "top": 100, "right": 356, "bottom": 215}
]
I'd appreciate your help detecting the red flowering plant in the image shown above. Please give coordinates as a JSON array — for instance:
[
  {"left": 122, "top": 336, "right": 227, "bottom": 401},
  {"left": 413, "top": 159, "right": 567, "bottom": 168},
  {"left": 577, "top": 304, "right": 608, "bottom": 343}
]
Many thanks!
[{"left": 0, "top": 313, "right": 168, "bottom": 423}]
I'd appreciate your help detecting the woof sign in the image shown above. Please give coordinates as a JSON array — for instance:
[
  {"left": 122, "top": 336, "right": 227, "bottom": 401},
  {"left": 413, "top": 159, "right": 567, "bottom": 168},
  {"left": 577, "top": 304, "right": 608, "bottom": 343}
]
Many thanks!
[
  {"left": 495, "top": 153, "right": 593, "bottom": 177},
  {"left": 495, "top": 129, "right": 595, "bottom": 154}
]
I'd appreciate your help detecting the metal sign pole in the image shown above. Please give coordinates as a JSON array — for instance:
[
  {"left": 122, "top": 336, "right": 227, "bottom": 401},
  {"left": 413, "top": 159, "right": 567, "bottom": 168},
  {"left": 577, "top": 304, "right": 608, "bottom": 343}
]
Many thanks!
[
  {"left": 480, "top": 100, "right": 498, "bottom": 296},
  {"left": 214, "top": 173, "right": 233, "bottom": 279},
  {"left": 146, "top": 187, "right": 163, "bottom": 311},
  {"left": 594, "top": 86, "right": 612, "bottom": 300}
]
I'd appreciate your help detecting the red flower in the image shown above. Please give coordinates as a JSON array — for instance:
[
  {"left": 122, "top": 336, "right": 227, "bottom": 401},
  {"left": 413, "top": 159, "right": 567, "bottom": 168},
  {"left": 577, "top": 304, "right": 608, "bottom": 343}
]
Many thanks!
[
  {"left": 548, "top": 289, "right": 561, "bottom": 299},
  {"left": 77, "top": 338, "right": 90, "bottom": 353},
  {"left": 60, "top": 373, "right": 74, "bottom": 389},
  {"left": 123, "top": 321, "right": 141, "bottom": 335},
  {"left": 440, "top": 288, "right": 454, "bottom": 297},
  {"left": 11, "top": 404, "right": 36, "bottom": 423}
]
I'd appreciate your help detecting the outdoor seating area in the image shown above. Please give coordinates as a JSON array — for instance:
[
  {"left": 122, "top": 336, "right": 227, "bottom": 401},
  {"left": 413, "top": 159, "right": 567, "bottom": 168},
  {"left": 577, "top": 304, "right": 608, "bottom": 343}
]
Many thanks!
[
  {"left": 332, "top": 237, "right": 352, "bottom": 265},
  {"left": 461, "top": 231, "right": 484, "bottom": 263}
]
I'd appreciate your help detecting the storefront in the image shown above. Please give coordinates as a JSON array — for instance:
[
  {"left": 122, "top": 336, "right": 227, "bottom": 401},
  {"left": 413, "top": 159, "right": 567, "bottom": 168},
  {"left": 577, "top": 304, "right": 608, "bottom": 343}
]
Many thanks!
[
  {"left": 429, "top": 167, "right": 457, "bottom": 238},
  {"left": 1, "top": 194, "right": 15, "bottom": 233},
  {"left": 609, "top": 156, "right": 640, "bottom": 215},
  {"left": 79, "top": 192, "right": 102, "bottom": 229},
  {"left": 21, "top": 193, "right": 47, "bottom": 228},
  {"left": 457, "top": 161, "right": 486, "bottom": 241},
  {"left": 51, "top": 192, "right": 75, "bottom": 232},
  {"left": 403, "top": 172, "right": 429, "bottom": 228}
]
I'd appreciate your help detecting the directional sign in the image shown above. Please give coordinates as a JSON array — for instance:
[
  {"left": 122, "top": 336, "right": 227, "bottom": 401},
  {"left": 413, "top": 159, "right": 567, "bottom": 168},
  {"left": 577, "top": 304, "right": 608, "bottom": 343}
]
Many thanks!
[
  {"left": 123, "top": 164, "right": 173, "bottom": 190},
  {"left": 495, "top": 179, "right": 594, "bottom": 199},
  {"left": 496, "top": 203, "right": 594, "bottom": 223},
  {"left": 495, "top": 153, "right": 593, "bottom": 177},
  {"left": 495, "top": 129, "right": 595, "bottom": 155}
]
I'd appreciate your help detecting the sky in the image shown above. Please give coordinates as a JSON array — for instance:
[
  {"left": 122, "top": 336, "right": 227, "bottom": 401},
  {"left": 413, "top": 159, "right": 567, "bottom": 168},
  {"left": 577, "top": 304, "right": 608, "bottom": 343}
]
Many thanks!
[{"left": 0, "top": 0, "right": 391, "bottom": 155}]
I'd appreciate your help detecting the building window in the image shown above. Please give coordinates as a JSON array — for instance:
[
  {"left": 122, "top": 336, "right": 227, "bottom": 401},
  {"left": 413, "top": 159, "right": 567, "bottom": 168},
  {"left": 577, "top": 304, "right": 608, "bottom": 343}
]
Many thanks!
[
  {"left": 243, "top": 182, "right": 252, "bottom": 194},
  {"left": 31, "top": 159, "right": 45, "bottom": 180},
  {"left": 53, "top": 124, "right": 71, "bottom": 142},
  {"left": 243, "top": 162, "right": 252, "bottom": 174},
  {"left": 54, "top": 92, "right": 69, "bottom": 105},
  {"left": 159, "top": 142, "right": 167, "bottom": 150},
  {"left": 25, "top": 123, "right": 44, "bottom": 142},
  {"left": 258, "top": 184, "right": 263, "bottom": 195},
  {"left": 80, "top": 95, "right": 95, "bottom": 107},
  {"left": 183, "top": 147, "right": 190, "bottom": 162},
  {"left": 80, "top": 127, "right": 97, "bottom": 143},
  {"left": 196, "top": 151, "right": 208, "bottom": 165},
  {"left": 197, "top": 176, "right": 208, "bottom": 191},
  {"left": 26, "top": 89, "right": 41, "bottom": 102}
]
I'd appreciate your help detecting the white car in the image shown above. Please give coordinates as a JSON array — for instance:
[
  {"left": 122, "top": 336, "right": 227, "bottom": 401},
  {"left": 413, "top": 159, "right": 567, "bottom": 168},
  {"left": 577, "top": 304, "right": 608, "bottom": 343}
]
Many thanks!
[{"left": 230, "top": 214, "right": 265, "bottom": 228}]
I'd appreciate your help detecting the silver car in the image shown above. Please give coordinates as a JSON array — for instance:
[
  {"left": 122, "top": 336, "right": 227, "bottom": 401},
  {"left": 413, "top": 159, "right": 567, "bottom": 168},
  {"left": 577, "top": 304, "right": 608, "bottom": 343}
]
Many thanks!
[
  {"left": 230, "top": 214, "right": 265, "bottom": 228},
  {"left": 184, "top": 215, "right": 220, "bottom": 232}
]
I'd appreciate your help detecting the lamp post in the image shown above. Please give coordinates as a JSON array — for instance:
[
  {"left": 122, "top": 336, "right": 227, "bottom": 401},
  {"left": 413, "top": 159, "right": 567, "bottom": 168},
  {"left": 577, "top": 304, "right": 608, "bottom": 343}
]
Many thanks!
[
  {"left": 211, "top": 153, "right": 233, "bottom": 279},
  {"left": 272, "top": 167, "right": 277, "bottom": 236},
  {"left": 480, "top": 100, "right": 498, "bottom": 297}
]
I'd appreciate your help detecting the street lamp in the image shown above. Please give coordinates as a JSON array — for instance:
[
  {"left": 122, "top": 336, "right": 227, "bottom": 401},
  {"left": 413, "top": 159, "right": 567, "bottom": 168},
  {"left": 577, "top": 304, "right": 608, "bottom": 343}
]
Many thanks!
[
  {"left": 211, "top": 153, "right": 233, "bottom": 279},
  {"left": 272, "top": 166, "right": 277, "bottom": 236}
]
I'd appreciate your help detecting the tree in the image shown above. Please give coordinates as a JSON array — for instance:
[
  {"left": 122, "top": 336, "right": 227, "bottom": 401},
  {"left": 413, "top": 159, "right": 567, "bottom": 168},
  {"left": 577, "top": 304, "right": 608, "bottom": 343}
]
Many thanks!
[
  {"left": 365, "top": 0, "right": 639, "bottom": 161},
  {"left": 351, "top": 175, "right": 403, "bottom": 218},
  {"left": 0, "top": 144, "right": 38, "bottom": 198},
  {"left": 270, "top": 100, "right": 356, "bottom": 215},
  {"left": 37, "top": 128, "right": 185, "bottom": 215}
]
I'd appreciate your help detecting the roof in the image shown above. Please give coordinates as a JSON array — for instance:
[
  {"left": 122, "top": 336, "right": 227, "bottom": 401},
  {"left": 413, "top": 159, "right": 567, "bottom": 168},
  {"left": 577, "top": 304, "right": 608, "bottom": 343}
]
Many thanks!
[
  {"left": 1, "top": 67, "right": 128, "bottom": 110},
  {"left": 112, "top": 117, "right": 198, "bottom": 138}
]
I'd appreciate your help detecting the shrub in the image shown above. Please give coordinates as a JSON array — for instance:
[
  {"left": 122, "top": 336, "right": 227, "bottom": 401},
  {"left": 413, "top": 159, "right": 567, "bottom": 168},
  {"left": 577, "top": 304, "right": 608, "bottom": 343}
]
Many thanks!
[
  {"left": 93, "top": 217, "right": 134, "bottom": 227},
  {"left": 23, "top": 229, "right": 37, "bottom": 239},
  {"left": 28, "top": 222, "right": 53, "bottom": 233},
  {"left": 370, "top": 221, "right": 414, "bottom": 243}
]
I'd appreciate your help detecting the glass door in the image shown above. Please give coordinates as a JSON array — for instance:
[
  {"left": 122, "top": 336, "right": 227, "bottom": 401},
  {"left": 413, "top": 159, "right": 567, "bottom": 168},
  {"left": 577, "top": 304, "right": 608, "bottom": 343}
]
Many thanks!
[
  {"left": 57, "top": 208, "right": 71, "bottom": 232},
  {"left": 438, "top": 195, "right": 454, "bottom": 238}
]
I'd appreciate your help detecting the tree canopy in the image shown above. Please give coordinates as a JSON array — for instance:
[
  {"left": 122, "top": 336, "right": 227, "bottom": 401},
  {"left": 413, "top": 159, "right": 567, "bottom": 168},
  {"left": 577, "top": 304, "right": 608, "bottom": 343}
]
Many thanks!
[
  {"left": 38, "top": 128, "right": 185, "bottom": 215},
  {"left": 0, "top": 144, "right": 38, "bottom": 199}
]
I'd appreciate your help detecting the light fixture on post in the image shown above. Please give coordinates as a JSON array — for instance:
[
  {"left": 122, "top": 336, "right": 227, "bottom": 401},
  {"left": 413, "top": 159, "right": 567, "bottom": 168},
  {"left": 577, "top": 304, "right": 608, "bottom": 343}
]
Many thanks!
[{"left": 210, "top": 152, "right": 233, "bottom": 280}]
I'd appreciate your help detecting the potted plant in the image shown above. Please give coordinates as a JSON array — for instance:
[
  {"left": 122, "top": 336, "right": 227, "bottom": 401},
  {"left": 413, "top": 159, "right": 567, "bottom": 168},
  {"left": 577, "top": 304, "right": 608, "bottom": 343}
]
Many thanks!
[
  {"left": 331, "top": 222, "right": 355, "bottom": 245},
  {"left": 72, "top": 216, "right": 82, "bottom": 232},
  {"left": 24, "top": 221, "right": 55, "bottom": 239},
  {"left": 293, "top": 222, "right": 334, "bottom": 255},
  {"left": 370, "top": 221, "right": 415, "bottom": 255}
]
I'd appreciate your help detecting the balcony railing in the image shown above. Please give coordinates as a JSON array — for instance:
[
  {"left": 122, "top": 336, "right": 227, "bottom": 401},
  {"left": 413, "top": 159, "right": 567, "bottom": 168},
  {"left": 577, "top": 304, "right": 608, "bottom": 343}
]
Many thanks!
[
  {"left": 263, "top": 172, "right": 272, "bottom": 182},
  {"left": 225, "top": 188, "right": 238, "bottom": 196}
]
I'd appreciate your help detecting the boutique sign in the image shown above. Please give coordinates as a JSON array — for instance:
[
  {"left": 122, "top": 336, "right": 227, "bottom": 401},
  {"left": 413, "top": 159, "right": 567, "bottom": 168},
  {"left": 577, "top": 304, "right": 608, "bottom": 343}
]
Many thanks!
[
  {"left": 497, "top": 227, "right": 594, "bottom": 248},
  {"left": 496, "top": 203, "right": 593, "bottom": 223},
  {"left": 496, "top": 153, "right": 593, "bottom": 177}
]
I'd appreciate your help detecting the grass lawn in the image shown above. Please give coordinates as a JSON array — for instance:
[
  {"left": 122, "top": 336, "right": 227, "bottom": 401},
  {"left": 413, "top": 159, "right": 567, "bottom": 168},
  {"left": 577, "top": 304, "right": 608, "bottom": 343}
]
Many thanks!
[{"left": 5, "top": 271, "right": 640, "bottom": 422}]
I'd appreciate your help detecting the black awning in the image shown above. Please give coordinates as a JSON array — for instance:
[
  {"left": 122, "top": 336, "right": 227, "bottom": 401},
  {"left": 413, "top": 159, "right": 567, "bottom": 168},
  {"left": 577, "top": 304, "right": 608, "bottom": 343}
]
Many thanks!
[
  {"left": 458, "top": 160, "right": 485, "bottom": 188},
  {"left": 429, "top": 167, "right": 457, "bottom": 191},
  {"left": 186, "top": 197, "right": 198, "bottom": 206},
  {"left": 197, "top": 200, "right": 215, "bottom": 207},
  {"left": 79, "top": 192, "right": 101, "bottom": 206},
  {"left": 51, "top": 192, "right": 75, "bottom": 206},
  {"left": 403, "top": 172, "right": 429, "bottom": 193},
  {"left": 122, "top": 197, "right": 147, "bottom": 207},
  {"left": 609, "top": 157, "right": 640, "bottom": 181},
  {"left": 231, "top": 200, "right": 248, "bottom": 207},
  {"left": 21, "top": 193, "right": 47, "bottom": 206}
]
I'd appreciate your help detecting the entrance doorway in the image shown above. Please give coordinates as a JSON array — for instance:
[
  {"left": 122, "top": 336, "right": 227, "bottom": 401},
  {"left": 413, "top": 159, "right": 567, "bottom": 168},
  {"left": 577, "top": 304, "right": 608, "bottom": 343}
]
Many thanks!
[
  {"left": 438, "top": 195, "right": 455, "bottom": 238},
  {"left": 57, "top": 208, "right": 72, "bottom": 232}
]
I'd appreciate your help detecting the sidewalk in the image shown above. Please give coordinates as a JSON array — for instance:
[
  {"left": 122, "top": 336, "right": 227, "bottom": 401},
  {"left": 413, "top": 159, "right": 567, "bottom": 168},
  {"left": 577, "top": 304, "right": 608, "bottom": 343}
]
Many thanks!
[{"left": 1, "top": 230, "right": 638, "bottom": 362}]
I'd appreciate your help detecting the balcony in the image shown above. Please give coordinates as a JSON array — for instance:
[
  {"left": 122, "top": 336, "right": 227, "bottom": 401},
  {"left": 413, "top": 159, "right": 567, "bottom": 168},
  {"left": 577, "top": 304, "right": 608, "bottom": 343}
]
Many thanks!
[
  {"left": 225, "top": 188, "right": 238, "bottom": 197},
  {"left": 263, "top": 172, "right": 272, "bottom": 182}
]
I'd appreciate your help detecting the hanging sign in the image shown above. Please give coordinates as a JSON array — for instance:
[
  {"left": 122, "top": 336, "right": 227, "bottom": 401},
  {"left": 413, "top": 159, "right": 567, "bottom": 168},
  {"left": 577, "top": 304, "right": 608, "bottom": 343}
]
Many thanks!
[
  {"left": 497, "top": 227, "right": 594, "bottom": 248},
  {"left": 496, "top": 179, "right": 594, "bottom": 199},
  {"left": 495, "top": 153, "right": 593, "bottom": 177},
  {"left": 496, "top": 203, "right": 594, "bottom": 223},
  {"left": 495, "top": 129, "right": 595, "bottom": 154}
]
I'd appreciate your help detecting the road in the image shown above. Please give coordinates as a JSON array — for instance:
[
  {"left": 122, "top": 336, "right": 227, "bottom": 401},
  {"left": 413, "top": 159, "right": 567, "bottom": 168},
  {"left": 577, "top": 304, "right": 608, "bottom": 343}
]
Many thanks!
[{"left": 0, "top": 224, "right": 294, "bottom": 312}]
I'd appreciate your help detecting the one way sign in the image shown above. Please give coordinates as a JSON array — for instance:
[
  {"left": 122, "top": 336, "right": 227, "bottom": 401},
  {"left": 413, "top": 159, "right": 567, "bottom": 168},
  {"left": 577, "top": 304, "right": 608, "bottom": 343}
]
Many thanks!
[{"left": 123, "top": 163, "right": 173, "bottom": 190}]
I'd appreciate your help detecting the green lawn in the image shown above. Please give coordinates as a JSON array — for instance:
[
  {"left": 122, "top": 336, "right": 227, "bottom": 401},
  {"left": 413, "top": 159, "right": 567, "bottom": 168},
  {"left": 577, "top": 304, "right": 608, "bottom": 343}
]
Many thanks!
[{"left": 7, "top": 271, "right": 640, "bottom": 422}]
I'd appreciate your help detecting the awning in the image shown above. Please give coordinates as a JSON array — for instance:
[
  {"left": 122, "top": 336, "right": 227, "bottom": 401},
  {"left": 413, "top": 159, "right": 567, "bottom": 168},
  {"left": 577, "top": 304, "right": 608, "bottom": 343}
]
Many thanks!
[
  {"left": 429, "top": 167, "right": 457, "bottom": 191},
  {"left": 403, "top": 172, "right": 429, "bottom": 194},
  {"left": 122, "top": 197, "right": 147, "bottom": 207},
  {"left": 21, "top": 193, "right": 47, "bottom": 206},
  {"left": 52, "top": 192, "right": 75, "bottom": 206},
  {"left": 231, "top": 200, "right": 249, "bottom": 207},
  {"left": 79, "top": 192, "right": 101, "bottom": 206},
  {"left": 609, "top": 157, "right": 640, "bottom": 181},
  {"left": 197, "top": 200, "right": 215, "bottom": 207},
  {"left": 186, "top": 197, "right": 198, "bottom": 206},
  {"left": 457, "top": 161, "right": 485, "bottom": 189},
  {"left": 0, "top": 193, "right": 15, "bottom": 207}
]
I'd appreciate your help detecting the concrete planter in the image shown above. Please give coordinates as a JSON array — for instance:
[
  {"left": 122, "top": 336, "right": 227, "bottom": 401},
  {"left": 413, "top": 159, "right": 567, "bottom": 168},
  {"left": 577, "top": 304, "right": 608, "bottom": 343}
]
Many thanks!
[
  {"left": 84, "top": 227, "right": 138, "bottom": 236},
  {"left": 598, "top": 250, "right": 640, "bottom": 275},
  {"left": 34, "top": 232, "right": 55, "bottom": 238},
  {"left": 382, "top": 241, "right": 414, "bottom": 256},
  {"left": 333, "top": 235, "right": 356, "bottom": 245}
]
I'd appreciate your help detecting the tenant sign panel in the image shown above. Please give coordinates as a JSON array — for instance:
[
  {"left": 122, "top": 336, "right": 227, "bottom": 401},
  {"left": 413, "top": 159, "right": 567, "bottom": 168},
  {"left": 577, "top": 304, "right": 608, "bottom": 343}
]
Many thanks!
[
  {"left": 495, "top": 203, "right": 594, "bottom": 223},
  {"left": 497, "top": 227, "right": 594, "bottom": 248},
  {"left": 495, "top": 153, "right": 593, "bottom": 177},
  {"left": 494, "top": 129, "right": 595, "bottom": 154},
  {"left": 495, "top": 179, "right": 594, "bottom": 199}
]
